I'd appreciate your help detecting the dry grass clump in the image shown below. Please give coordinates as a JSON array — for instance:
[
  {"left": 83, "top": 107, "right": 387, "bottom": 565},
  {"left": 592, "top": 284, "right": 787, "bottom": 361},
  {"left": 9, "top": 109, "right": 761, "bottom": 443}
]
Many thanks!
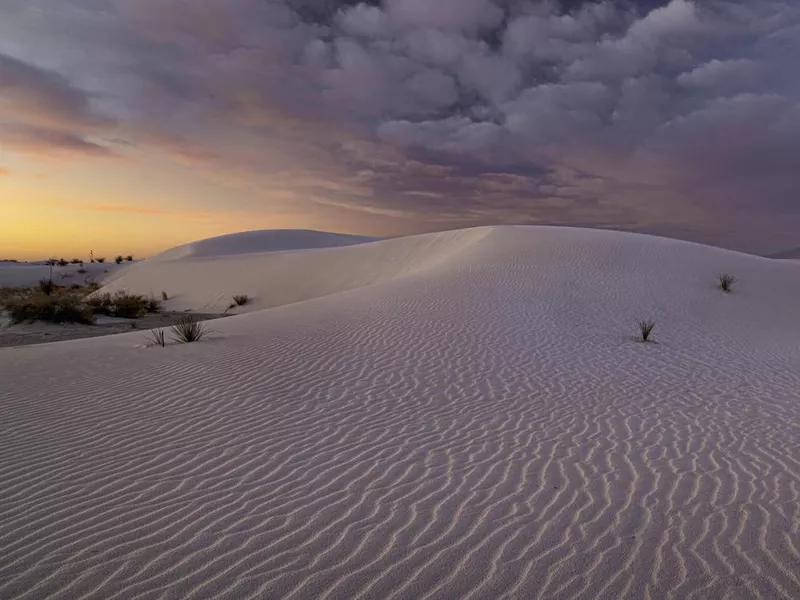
[
  {"left": 232, "top": 294, "right": 249, "bottom": 306},
  {"left": 718, "top": 273, "right": 736, "bottom": 292},
  {"left": 171, "top": 316, "right": 208, "bottom": 343},
  {"left": 637, "top": 319, "right": 655, "bottom": 342},
  {"left": 146, "top": 328, "right": 167, "bottom": 347}
]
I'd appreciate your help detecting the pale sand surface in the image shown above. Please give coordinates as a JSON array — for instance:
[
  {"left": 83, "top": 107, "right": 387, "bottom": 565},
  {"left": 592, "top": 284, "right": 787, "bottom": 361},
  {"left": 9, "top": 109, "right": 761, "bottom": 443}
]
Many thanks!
[{"left": 1, "top": 226, "right": 799, "bottom": 599}]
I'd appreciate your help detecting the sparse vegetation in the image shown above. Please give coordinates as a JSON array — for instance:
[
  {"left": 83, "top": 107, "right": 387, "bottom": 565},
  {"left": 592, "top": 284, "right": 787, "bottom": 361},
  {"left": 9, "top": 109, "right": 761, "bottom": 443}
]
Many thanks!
[
  {"left": 232, "top": 294, "right": 249, "bottom": 306},
  {"left": 38, "top": 278, "right": 56, "bottom": 295},
  {"left": 77, "top": 268, "right": 87, "bottom": 274},
  {"left": 109, "top": 292, "right": 148, "bottom": 318},
  {"left": 96, "top": 257, "right": 106, "bottom": 263},
  {"left": 146, "top": 328, "right": 167, "bottom": 347},
  {"left": 57, "top": 258, "right": 69, "bottom": 267},
  {"left": 161, "top": 290, "right": 169, "bottom": 301},
  {"left": 70, "top": 258, "right": 82, "bottom": 264},
  {"left": 125, "top": 255, "right": 134, "bottom": 262},
  {"left": 4, "top": 294, "right": 95, "bottom": 325},
  {"left": 718, "top": 273, "right": 736, "bottom": 292},
  {"left": 171, "top": 315, "right": 208, "bottom": 343},
  {"left": 45, "top": 258, "right": 58, "bottom": 266},
  {"left": 115, "top": 255, "right": 124, "bottom": 264},
  {"left": 638, "top": 319, "right": 655, "bottom": 342},
  {"left": 86, "top": 291, "right": 149, "bottom": 318}
]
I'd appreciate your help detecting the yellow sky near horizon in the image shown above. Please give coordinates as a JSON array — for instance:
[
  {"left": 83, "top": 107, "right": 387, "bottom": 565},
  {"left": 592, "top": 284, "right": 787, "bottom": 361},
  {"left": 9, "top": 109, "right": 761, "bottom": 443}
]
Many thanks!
[{"left": 0, "top": 153, "right": 350, "bottom": 261}]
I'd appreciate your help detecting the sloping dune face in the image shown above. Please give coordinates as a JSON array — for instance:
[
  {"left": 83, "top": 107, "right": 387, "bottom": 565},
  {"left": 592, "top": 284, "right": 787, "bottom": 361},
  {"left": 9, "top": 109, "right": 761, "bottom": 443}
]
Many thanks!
[
  {"left": 1, "top": 226, "right": 799, "bottom": 600},
  {"left": 98, "top": 228, "right": 492, "bottom": 312}
]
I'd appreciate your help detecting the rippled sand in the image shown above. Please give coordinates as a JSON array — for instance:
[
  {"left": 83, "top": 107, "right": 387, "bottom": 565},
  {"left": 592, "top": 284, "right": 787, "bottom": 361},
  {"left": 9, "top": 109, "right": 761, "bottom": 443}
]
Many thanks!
[{"left": 1, "top": 226, "right": 798, "bottom": 599}]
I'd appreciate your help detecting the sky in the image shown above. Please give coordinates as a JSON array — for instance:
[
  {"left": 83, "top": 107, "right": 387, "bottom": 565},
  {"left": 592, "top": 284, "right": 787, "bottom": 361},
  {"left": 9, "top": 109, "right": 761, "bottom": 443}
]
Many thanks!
[{"left": 2, "top": 0, "right": 799, "bottom": 260}]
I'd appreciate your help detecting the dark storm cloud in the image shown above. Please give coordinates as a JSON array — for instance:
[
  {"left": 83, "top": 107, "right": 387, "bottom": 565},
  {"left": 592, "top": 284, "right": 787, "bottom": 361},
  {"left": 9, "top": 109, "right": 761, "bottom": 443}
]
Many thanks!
[{"left": 1, "top": 1, "right": 799, "bottom": 251}]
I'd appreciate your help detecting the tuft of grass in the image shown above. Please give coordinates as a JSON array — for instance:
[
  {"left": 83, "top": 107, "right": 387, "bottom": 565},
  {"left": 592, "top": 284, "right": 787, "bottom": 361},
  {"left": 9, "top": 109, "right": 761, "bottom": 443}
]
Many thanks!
[
  {"left": 38, "top": 278, "right": 56, "bottom": 295},
  {"left": 96, "top": 257, "right": 106, "bottom": 263},
  {"left": 637, "top": 319, "right": 655, "bottom": 342},
  {"left": 115, "top": 255, "right": 124, "bottom": 264},
  {"left": 5, "top": 294, "right": 95, "bottom": 325},
  {"left": 718, "top": 273, "right": 736, "bottom": 292},
  {"left": 161, "top": 290, "right": 169, "bottom": 301},
  {"left": 146, "top": 296, "right": 162, "bottom": 313},
  {"left": 146, "top": 328, "right": 167, "bottom": 347},
  {"left": 232, "top": 294, "right": 249, "bottom": 306},
  {"left": 171, "top": 315, "right": 208, "bottom": 343}
]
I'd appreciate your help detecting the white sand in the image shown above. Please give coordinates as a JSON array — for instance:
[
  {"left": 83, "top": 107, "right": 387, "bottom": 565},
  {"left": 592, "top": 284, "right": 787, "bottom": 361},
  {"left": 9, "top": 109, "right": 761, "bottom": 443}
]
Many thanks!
[
  {"left": 0, "top": 261, "right": 123, "bottom": 289},
  {"left": 1, "top": 226, "right": 798, "bottom": 599}
]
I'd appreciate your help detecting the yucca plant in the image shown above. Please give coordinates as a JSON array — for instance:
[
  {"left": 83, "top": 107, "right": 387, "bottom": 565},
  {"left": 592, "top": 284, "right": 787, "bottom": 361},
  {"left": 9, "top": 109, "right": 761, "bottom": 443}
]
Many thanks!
[
  {"left": 638, "top": 319, "right": 655, "bottom": 342},
  {"left": 718, "top": 273, "right": 736, "bottom": 292},
  {"left": 171, "top": 315, "right": 208, "bottom": 343},
  {"left": 232, "top": 294, "right": 249, "bottom": 306},
  {"left": 146, "top": 328, "right": 167, "bottom": 347}
]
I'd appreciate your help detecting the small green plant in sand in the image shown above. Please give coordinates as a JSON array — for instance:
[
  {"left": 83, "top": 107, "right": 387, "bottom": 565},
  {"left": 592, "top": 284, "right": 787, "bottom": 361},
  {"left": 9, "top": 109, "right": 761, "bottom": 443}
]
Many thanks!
[
  {"left": 638, "top": 319, "right": 655, "bottom": 342},
  {"left": 171, "top": 315, "right": 208, "bottom": 343},
  {"left": 717, "top": 273, "right": 736, "bottom": 292}
]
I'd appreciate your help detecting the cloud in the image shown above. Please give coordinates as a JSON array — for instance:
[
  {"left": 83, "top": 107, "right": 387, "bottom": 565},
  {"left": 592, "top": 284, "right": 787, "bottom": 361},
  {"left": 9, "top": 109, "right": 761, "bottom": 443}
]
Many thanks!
[
  {"left": 0, "top": 52, "right": 114, "bottom": 157},
  {"left": 1, "top": 0, "right": 799, "bottom": 251}
]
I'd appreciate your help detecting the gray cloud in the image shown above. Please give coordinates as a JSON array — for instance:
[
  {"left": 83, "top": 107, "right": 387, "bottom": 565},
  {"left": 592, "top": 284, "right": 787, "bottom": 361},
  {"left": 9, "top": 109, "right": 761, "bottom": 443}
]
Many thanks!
[{"left": 1, "top": 1, "right": 799, "bottom": 251}]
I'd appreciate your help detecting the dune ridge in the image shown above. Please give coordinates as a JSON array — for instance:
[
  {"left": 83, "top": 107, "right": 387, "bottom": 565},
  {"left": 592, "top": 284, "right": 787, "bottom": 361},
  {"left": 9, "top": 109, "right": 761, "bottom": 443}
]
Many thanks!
[{"left": 1, "top": 226, "right": 799, "bottom": 599}]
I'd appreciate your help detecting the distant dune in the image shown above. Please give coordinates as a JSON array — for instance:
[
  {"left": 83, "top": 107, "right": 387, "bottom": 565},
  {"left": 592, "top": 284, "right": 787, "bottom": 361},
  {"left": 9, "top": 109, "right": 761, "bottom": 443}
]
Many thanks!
[
  {"left": 770, "top": 246, "right": 800, "bottom": 259},
  {"left": 1, "top": 226, "right": 799, "bottom": 599}
]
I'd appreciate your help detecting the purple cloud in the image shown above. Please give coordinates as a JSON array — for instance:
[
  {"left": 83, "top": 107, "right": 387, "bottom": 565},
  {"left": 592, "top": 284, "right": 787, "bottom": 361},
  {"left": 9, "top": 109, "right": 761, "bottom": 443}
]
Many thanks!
[{"left": 1, "top": 0, "right": 799, "bottom": 252}]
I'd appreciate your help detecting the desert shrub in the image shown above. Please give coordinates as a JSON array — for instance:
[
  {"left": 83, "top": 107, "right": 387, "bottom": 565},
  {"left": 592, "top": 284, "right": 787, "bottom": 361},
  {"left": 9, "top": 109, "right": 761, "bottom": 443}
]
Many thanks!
[
  {"left": 146, "top": 296, "right": 162, "bottom": 313},
  {"left": 96, "top": 257, "right": 106, "bottom": 263},
  {"left": 638, "top": 319, "right": 655, "bottom": 342},
  {"left": 171, "top": 315, "right": 208, "bottom": 343},
  {"left": 111, "top": 292, "right": 148, "bottom": 318},
  {"left": 70, "top": 258, "right": 82, "bottom": 264},
  {"left": 45, "top": 258, "right": 57, "bottom": 266},
  {"left": 718, "top": 273, "right": 736, "bottom": 292},
  {"left": 146, "top": 328, "right": 167, "bottom": 347},
  {"left": 57, "top": 258, "right": 68, "bottom": 267},
  {"left": 115, "top": 255, "right": 124, "bottom": 264},
  {"left": 38, "top": 278, "right": 55, "bottom": 295},
  {"left": 77, "top": 268, "right": 87, "bottom": 274},
  {"left": 125, "top": 255, "right": 134, "bottom": 262},
  {"left": 161, "top": 290, "right": 169, "bottom": 301},
  {"left": 86, "top": 293, "right": 114, "bottom": 315},
  {"left": 232, "top": 294, "right": 249, "bottom": 306},
  {"left": 5, "top": 294, "right": 94, "bottom": 325}
]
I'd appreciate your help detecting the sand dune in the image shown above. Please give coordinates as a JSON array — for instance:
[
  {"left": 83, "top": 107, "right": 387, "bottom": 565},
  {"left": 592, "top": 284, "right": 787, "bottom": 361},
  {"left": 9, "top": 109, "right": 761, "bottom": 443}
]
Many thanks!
[{"left": 1, "top": 226, "right": 799, "bottom": 599}]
